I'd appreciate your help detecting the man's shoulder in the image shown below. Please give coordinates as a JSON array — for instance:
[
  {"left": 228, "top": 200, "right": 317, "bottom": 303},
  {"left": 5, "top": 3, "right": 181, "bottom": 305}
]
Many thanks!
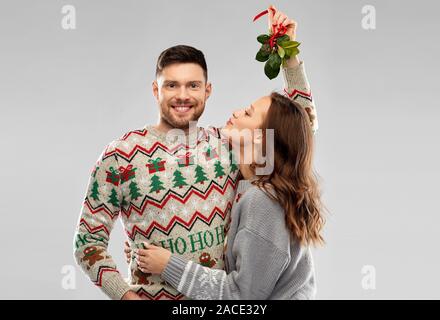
[
  {"left": 102, "top": 125, "right": 148, "bottom": 155},
  {"left": 117, "top": 125, "right": 149, "bottom": 142}
]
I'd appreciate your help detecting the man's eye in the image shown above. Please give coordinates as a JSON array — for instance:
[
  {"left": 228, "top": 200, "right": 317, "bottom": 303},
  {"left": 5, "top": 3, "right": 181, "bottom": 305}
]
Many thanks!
[
  {"left": 167, "top": 83, "right": 176, "bottom": 88},
  {"left": 190, "top": 83, "right": 200, "bottom": 89},
  {"left": 245, "top": 110, "right": 250, "bottom": 116}
]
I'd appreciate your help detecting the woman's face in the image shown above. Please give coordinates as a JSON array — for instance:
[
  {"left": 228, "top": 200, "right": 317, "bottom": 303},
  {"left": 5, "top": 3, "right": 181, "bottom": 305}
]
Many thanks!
[{"left": 224, "top": 96, "right": 271, "bottom": 131}]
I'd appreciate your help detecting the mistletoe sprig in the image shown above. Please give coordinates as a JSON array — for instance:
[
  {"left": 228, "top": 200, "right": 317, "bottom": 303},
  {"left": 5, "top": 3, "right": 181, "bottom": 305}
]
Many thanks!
[
  {"left": 256, "top": 34, "right": 300, "bottom": 79},
  {"left": 253, "top": 9, "right": 301, "bottom": 80}
]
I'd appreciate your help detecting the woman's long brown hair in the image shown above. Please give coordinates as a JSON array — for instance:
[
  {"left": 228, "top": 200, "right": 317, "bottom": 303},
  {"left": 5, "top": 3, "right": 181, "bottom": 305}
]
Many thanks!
[{"left": 250, "top": 92, "right": 325, "bottom": 246}]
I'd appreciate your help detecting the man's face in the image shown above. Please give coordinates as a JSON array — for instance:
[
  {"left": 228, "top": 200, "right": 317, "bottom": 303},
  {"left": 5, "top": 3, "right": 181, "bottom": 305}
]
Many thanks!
[{"left": 153, "top": 63, "right": 211, "bottom": 129}]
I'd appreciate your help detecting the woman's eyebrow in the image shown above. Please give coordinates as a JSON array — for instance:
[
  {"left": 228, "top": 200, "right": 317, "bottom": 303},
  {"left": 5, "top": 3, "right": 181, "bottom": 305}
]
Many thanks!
[{"left": 250, "top": 104, "right": 255, "bottom": 113}]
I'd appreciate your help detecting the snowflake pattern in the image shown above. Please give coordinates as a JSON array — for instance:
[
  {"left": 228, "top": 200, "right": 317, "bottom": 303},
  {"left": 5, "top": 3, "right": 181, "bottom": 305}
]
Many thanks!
[
  {"left": 195, "top": 289, "right": 214, "bottom": 300},
  {"left": 198, "top": 268, "right": 220, "bottom": 290},
  {"left": 159, "top": 211, "right": 168, "bottom": 222},
  {"left": 181, "top": 207, "right": 190, "bottom": 218}
]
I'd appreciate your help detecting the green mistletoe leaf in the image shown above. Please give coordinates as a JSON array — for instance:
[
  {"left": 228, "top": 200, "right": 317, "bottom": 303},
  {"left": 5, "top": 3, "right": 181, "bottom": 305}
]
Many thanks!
[
  {"left": 284, "top": 46, "right": 300, "bottom": 58},
  {"left": 255, "top": 43, "right": 271, "bottom": 62},
  {"left": 280, "top": 40, "right": 301, "bottom": 49},
  {"left": 264, "top": 62, "right": 281, "bottom": 80},
  {"left": 265, "top": 53, "right": 282, "bottom": 79},
  {"left": 257, "top": 34, "right": 270, "bottom": 44},
  {"left": 256, "top": 50, "right": 270, "bottom": 62},
  {"left": 276, "top": 35, "right": 290, "bottom": 45},
  {"left": 268, "top": 52, "right": 282, "bottom": 69},
  {"left": 277, "top": 45, "right": 285, "bottom": 58}
]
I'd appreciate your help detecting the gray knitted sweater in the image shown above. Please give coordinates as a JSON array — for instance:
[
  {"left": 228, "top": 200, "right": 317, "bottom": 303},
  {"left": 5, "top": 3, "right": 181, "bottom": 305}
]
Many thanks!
[{"left": 161, "top": 179, "right": 317, "bottom": 300}]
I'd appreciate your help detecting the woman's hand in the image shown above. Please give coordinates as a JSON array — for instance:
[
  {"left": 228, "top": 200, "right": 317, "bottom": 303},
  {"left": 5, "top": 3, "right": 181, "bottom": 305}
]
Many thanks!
[
  {"left": 124, "top": 240, "right": 132, "bottom": 264},
  {"left": 134, "top": 244, "right": 172, "bottom": 275},
  {"left": 268, "top": 5, "right": 297, "bottom": 41}
]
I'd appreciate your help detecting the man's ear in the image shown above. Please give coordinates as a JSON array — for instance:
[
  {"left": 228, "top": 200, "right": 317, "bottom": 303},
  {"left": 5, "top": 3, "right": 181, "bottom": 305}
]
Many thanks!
[
  {"left": 205, "top": 82, "right": 212, "bottom": 100},
  {"left": 152, "top": 80, "right": 159, "bottom": 101}
]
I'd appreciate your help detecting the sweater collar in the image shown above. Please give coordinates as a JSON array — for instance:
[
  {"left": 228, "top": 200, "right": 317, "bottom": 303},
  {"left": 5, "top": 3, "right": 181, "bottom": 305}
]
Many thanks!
[
  {"left": 236, "top": 177, "right": 258, "bottom": 194},
  {"left": 144, "top": 124, "right": 205, "bottom": 143}
]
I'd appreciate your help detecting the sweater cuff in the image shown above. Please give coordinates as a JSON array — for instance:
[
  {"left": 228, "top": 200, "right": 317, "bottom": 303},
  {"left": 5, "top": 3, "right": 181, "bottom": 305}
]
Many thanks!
[
  {"left": 161, "top": 254, "right": 189, "bottom": 290},
  {"left": 101, "top": 272, "right": 132, "bottom": 300}
]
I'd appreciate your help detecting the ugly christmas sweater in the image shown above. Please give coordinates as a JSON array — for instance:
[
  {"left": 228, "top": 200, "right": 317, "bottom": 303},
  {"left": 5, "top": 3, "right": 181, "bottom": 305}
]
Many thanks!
[{"left": 73, "top": 60, "right": 317, "bottom": 300}]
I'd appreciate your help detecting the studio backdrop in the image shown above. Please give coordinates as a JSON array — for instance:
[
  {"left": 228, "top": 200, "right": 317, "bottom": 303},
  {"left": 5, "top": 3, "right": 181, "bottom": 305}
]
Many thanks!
[{"left": 0, "top": 0, "right": 439, "bottom": 299}]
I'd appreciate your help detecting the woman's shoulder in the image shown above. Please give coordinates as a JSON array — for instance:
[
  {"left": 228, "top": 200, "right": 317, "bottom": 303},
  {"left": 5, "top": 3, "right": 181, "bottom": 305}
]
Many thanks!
[
  {"left": 240, "top": 183, "right": 278, "bottom": 208},
  {"left": 239, "top": 184, "right": 286, "bottom": 226}
]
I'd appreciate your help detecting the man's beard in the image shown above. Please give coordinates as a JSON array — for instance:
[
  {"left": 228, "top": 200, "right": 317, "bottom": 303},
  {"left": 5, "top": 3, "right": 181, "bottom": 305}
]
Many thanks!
[{"left": 161, "top": 103, "right": 204, "bottom": 129}]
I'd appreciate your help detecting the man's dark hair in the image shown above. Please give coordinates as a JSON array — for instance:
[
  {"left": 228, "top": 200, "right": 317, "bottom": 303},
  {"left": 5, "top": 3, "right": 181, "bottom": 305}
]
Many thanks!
[{"left": 155, "top": 45, "right": 208, "bottom": 81}]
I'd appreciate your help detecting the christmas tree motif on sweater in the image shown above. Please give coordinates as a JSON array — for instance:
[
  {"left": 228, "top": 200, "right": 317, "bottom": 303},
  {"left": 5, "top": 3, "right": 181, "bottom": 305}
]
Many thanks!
[
  {"left": 173, "top": 169, "right": 188, "bottom": 189},
  {"left": 129, "top": 181, "right": 142, "bottom": 200},
  {"left": 194, "top": 165, "right": 208, "bottom": 185},
  {"left": 107, "top": 188, "right": 120, "bottom": 207},
  {"left": 229, "top": 151, "right": 238, "bottom": 174},
  {"left": 214, "top": 161, "right": 225, "bottom": 179},
  {"left": 90, "top": 180, "right": 100, "bottom": 201},
  {"left": 149, "top": 174, "right": 165, "bottom": 193}
]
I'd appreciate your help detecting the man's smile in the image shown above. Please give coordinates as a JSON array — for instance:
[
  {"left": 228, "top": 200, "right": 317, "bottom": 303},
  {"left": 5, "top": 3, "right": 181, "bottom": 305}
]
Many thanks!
[{"left": 171, "top": 105, "right": 194, "bottom": 114}]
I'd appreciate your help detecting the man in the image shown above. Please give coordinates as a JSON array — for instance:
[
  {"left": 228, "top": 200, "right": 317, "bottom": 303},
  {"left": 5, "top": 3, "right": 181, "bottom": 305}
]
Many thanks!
[{"left": 73, "top": 6, "right": 317, "bottom": 300}]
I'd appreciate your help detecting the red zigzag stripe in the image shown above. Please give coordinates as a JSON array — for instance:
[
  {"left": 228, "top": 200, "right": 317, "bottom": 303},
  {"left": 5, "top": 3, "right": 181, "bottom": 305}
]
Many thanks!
[
  {"left": 93, "top": 267, "right": 119, "bottom": 287},
  {"left": 137, "top": 288, "right": 185, "bottom": 300},
  {"left": 284, "top": 88, "right": 312, "bottom": 99},
  {"left": 84, "top": 200, "right": 118, "bottom": 220},
  {"left": 79, "top": 218, "right": 110, "bottom": 236},
  {"left": 122, "top": 178, "right": 236, "bottom": 218},
  {"left": 127, "top": 204, "right": 230, "bottom": 239},
  {"left": 120, "top": 129, "right": 148, "bottom": 141}
]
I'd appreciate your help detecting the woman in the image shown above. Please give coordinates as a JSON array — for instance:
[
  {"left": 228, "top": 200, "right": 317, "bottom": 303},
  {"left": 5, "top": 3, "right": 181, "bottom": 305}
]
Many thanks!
[{"left": 125, "top": 7, "right": 324, "bottom": 300}]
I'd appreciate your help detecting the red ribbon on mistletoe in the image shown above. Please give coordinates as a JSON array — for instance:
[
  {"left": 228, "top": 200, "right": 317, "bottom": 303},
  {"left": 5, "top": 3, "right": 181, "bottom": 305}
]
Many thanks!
[{"left": 253, "top": 8, "right": 288, "bottom": 49}]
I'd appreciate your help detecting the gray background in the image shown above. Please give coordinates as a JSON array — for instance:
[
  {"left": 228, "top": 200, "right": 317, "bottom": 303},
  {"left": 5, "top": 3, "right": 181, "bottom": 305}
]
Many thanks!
[{"left": 0, "top": 0, "right": 439, "bottom": 299}]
